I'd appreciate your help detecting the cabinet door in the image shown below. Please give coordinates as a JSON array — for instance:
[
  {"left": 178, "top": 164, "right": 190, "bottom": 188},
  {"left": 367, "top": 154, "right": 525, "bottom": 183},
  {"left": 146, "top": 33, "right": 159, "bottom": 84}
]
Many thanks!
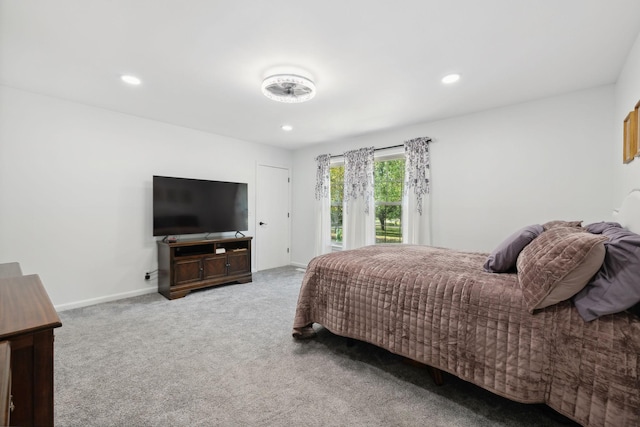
[
  {"left": 202, "top": 255, "right": 228, "bottom": 280},
  {"left": 227, "top": 251, "right": 250, "bottom": 275},
  {"left": 173, "top": 258, "right": 202, "bottom": 285}
]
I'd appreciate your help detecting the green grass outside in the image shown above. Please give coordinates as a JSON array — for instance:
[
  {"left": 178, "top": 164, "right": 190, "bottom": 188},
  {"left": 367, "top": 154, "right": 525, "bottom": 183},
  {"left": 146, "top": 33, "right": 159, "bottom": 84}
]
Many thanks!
[{"left": 331, "top": 219, "right": 402, "bottom": 244}]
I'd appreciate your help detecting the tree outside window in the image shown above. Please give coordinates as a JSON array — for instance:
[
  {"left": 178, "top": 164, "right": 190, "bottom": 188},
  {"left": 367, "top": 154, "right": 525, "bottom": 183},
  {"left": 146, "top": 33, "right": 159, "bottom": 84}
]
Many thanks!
[
  {"left": 330, "top": 158, "right": 405, "bottom": 246},
  {"left": 374, "top": 158, "right": 404, "bottom": 243},
  {"left": 330, "top": 164, "right": 344, "bottom": 245}
]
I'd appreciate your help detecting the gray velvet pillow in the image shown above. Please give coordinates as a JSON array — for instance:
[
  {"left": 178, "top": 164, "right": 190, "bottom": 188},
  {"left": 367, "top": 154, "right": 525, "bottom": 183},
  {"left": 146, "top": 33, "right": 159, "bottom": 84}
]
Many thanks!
[
  {"left": 542, "top": 220, "right": 583, "bottom": 231},
  {"left": 573, "top": 225, "right": 640, "bottom": 321},
  {"left": 484, "top": 224, "right": 544, "bottom": 273}
]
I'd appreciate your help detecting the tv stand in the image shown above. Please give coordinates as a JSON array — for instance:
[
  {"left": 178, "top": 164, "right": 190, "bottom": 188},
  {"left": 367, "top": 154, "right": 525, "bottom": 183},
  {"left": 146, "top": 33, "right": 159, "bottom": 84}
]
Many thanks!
[{"left": 157, "top": 237, "right": 252, "bottom": 300}]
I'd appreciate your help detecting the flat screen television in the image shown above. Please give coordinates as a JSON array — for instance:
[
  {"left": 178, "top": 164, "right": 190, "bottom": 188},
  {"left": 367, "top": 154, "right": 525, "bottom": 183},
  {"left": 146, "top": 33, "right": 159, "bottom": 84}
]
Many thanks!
[{"left": 153, "top": 175, "right": 248, "bottom": 236}]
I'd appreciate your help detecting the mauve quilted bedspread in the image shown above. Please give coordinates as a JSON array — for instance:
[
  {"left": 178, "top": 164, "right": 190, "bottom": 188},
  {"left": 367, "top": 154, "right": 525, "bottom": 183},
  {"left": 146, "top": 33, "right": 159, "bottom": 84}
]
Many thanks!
[{"left": 293, "top": 245, "right": 640, "bottom": 427}]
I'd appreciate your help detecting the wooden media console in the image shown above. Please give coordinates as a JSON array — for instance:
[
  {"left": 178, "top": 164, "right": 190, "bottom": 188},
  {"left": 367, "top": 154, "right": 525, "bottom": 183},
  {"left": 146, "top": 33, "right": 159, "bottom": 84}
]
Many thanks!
[{"left": 157, "top": 236, "right": 252, "bottom": 299}]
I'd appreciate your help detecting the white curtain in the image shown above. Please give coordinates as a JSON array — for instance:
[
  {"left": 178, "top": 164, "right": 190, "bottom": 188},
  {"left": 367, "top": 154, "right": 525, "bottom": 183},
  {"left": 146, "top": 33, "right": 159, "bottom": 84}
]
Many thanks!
[
  {"left": 313, "top": 154, "right": 332, "bottom": 256},
  {"left": 402, "top": 137, "right": 432, "bottom": 245},
  {"left": 343, "top": 147, "right": 376, "bottom": 250}
]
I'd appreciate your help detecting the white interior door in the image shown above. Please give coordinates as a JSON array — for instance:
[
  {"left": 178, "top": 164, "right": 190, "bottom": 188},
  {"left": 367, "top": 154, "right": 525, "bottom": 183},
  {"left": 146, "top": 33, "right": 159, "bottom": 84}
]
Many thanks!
[{"left": 256, "top": 165, "right": 290, "bottom": 270}]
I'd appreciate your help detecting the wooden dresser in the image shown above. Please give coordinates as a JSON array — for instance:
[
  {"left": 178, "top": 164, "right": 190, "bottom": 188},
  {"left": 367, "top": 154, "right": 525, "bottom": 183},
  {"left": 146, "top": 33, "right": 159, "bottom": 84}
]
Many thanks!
[
  {"left": 0, "top": 341, "right": 10, "bottom": 427},
  {"left": 0, "top": 263, "right": 62, "bottom": 427}
]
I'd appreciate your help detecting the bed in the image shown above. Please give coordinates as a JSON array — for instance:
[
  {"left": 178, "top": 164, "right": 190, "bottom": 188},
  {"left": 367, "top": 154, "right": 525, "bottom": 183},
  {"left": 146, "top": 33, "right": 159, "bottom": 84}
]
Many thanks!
[{"left": 292, "top": 190, "right": 640, "bottom": 427}]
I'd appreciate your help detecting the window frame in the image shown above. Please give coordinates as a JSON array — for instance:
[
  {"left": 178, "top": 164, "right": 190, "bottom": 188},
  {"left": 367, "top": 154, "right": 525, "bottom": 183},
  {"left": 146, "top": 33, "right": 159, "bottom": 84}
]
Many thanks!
[
  {"left": 329, "top": 159, "right": 344, "bottom": 250},
  {"left": 329, "top": 148, "right": 405, "bottom": 250},
  {"left": 373, "top": 153, "right": 405, "bottom": 245}
]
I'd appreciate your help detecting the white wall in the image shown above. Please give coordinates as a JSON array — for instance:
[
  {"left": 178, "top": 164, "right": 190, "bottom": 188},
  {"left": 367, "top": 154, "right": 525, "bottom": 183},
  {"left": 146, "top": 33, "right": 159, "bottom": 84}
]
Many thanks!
[
  {"left": 291, "top": 86, "right": 615, "bottom": 267},
  {"left": 0, "top": 78, "right": 624, "bottom": 307},
  {"left": 0, "top": 85, "right": 292, "bottom": 309},
  {"left": 614, "top": 31, "right": 640, "bottom": 203}
]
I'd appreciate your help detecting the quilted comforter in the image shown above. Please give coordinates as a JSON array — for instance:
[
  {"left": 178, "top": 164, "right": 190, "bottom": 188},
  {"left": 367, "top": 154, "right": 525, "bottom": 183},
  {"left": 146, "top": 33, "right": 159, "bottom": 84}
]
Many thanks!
[{"left": 293, "top": 245, "right": 640, "bottom": 427}]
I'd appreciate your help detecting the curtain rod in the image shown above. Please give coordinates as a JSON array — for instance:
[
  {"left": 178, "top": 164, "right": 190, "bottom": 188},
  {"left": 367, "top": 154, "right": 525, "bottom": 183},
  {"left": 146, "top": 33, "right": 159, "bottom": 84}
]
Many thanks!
[{"left": 329, "top": 143, "right": 404, "bottom": 159}]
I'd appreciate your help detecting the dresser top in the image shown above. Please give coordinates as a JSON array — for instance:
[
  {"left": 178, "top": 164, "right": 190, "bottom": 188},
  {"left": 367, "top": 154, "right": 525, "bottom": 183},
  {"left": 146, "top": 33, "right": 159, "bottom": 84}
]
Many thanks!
[{"left": 0, "top": 274, "right": 61, "bottom": 340}]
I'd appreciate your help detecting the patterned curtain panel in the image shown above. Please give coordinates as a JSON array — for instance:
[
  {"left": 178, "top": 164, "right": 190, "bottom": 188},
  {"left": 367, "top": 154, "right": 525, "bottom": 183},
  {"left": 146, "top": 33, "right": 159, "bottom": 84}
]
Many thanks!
[
  {"left": 315, "top": 154, "right": 331, "bottom": 201},
  {"left": 343, "top": 147, "right": 375, "bottom": 213},
  {"left": 403, "top": 137, "right": 432, "bottom": 245},
  {"left": 343, "top": 147, "right": 375, "bottom": 249},
  {"left": 314, "top": 154, "right": 332, "bottom": 256}
]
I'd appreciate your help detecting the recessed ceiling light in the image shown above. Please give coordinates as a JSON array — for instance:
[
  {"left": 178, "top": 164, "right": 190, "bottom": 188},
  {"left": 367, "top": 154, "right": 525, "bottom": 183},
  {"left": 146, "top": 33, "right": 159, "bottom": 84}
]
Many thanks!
[
  {"left": 441, "top": 74, "right": 460, "bottom": 84},
  {"left": 121, "top": 75, "right": 142, "bottom": 85},
  {"left": 281, "top": 124, "right": 293, "bottom": 131}
]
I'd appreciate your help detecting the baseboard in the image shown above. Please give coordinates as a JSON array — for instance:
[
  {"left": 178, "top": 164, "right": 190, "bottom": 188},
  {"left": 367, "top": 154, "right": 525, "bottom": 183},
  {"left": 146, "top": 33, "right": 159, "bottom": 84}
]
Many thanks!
[
  {"left": 55, "top": 286, "right": 157, "bottom": 312},
  {"left": 55, "top": 265, "right": 308, "bottom": 311}
]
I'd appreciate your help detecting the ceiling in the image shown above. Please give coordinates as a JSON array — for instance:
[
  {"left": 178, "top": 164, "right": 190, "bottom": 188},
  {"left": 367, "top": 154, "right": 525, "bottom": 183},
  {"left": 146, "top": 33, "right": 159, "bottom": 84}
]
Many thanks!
[{"left": 2, "top": 1, "right": 640, "bottom": 150}]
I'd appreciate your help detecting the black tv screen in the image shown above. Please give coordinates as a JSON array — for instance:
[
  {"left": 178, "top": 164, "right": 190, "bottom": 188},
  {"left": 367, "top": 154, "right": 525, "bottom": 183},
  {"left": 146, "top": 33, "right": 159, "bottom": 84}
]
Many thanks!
[{"left": 153, "top": 175, "right": 248, "bottom": 236}]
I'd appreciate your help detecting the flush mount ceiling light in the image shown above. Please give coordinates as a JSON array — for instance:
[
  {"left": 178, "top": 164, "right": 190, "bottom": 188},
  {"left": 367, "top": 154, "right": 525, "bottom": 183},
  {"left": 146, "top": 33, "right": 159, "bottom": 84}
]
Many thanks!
[
  {"left": 261, "top": 74, "right": 316, "bottom": 103},
  {"left": 121, "top": 74, "right": 141, "bottom": 85},
  {"left": 441, "top": 73, "right": 460, "bottom": 84},
  {"left": 281, "top": 124, "right": 293, "bottom": 131}
]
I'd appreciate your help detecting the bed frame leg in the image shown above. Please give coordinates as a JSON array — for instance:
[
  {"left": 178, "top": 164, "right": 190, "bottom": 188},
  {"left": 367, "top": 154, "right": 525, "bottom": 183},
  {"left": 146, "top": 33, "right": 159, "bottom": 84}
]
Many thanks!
[
  {"left": 427, "top": 366, "right": 444, "bottom": 386},
  {"left": 401, "top": 357, "right": 445, "bottom": 386},
  {"left": 292, "top": 325, "right": 317, "bottom": 339}
]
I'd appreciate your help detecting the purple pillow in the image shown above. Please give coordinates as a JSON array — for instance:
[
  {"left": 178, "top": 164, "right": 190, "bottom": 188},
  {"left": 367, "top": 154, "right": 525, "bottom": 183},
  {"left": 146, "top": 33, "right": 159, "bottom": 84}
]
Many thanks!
[
  {"left": 484, "top": 224, "right": 544, "bottom": 273},
  {"left": 573, "top": 226, "right": 640, "bottom": 321},
  {"left": 584, "top": 221, "right": 622, "bottom": 234}
]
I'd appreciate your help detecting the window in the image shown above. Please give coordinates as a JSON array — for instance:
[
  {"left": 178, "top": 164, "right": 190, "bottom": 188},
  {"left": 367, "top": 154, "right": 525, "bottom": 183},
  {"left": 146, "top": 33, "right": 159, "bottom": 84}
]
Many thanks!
[
  {"left": 330, "top": 157, "right": 405, "bottom": 247},
  {"left": 330, "top": 163, "right": 344, "bottom": 246},
  {"left": 374, "top": 158, "right": 404, "bottom": 243}
]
